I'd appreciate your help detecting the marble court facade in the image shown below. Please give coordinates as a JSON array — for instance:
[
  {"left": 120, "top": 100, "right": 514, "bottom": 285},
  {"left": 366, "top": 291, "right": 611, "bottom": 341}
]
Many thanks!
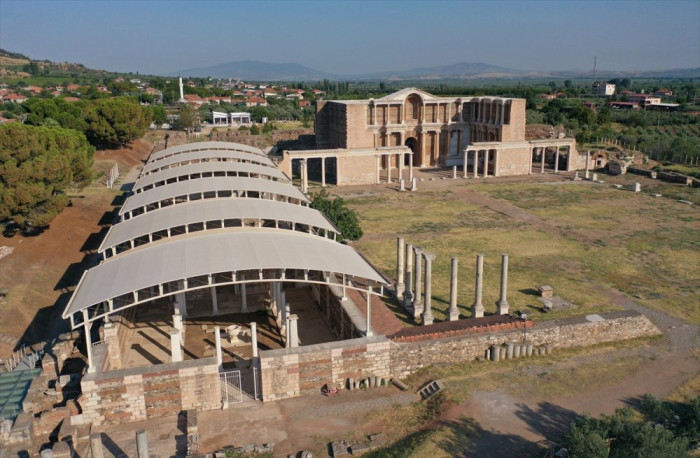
[{"left": 278, "top": 88, "right": 584, "bottom": 186}]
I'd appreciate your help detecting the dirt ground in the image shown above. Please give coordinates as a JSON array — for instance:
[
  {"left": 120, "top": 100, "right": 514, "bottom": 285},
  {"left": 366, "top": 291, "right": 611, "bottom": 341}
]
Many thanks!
[{"left": 0, "top": 139, "right": 153, "bottom": 358}]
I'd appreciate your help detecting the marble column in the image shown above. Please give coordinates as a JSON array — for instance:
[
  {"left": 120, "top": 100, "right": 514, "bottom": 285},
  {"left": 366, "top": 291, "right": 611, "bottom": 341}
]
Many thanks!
[
  {"left": 404, "top": 243, "right": 413, "bottom": 302},
  {"left": 398, "top": 153, "right": 404, "bottom": 183},
  {"left": 497, "top": 253, "right": 510, "bottom": 315},
  {"left": 585, "top": 150, "right": 591, "bottom": 179},
  {"left": 483, "top": 150, "right": 489, "bottom": 178},
  {"left": 554, "top": 148, "right": 560, "bottom": 174},
  {"left": 83, "top": 314, "right": 94, "bottom": 373},
  {"left": 413, "top": 246, "right": 424, "bottom": 317},
  {"left": 366, "top": 283, "right": 373, "bottom": 336},
  {"left": 214, "top": 325, "right": 222, "bottom": 369},
  {"left": 250, "top": 322, "right": 258, "bottom": 361},
  {"left": 321, "top": 157, "right": 326, "bottom": 187},
  {"left": 449, "top": 257, "right": 459, "bottom": 321},
  {"left": 408, "top": 152, "right": 414, "bottom": 182},
  {"left": 472, "top": 254, "right": 485, "bottom": 318},
  {"left": 288, "top": 314, "right": 299, "bottom": 347},
  {"left": 301, "top": 159, "right": 308, "bottom": 193},
  {"left": 473, "top": 150, "right": 479, "bottom": 178},
  {"left": 396, "top": 237, "right": 405, "bottom": 297},
  {"left": 541, "top": 147, "right": 546, "bottom": 174},
  {"left": 463, "top": 149, "right": 468, "bottom": 178},
  {"left": 170, "top": 329, "right": 183, "bottom": 362},
  {"left": 422, "top": 253, "right": 436, "bottom": 326}
]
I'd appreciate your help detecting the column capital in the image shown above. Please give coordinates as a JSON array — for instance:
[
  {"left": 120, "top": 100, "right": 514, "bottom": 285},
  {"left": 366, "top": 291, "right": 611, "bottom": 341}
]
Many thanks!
[
  {"left": 423, "top": 252, "right": 437, "bottom": 262},
  {"left": 414, "top": 246, "right": 424, "bottom": 255}
]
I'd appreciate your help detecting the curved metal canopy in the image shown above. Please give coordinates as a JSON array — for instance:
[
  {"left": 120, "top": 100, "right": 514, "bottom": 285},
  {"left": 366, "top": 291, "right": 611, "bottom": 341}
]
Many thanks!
[
  {"left": 120, "top": 176, "right": 308, "bottom": 216},
  {"left": 149, "top": 141, "right": 267, "bottom": 162},
  {"left": 133, "top": 161, "right": 289, "bottom": 193},
  {"left": 141, "top": 149, "right": 276, "bottom": 176},
  {"left": 63, "top": 230, "right": 386, "bottom": 320},
  {"left": 99, "top": 199, "right": 338, "bottom": 254}
]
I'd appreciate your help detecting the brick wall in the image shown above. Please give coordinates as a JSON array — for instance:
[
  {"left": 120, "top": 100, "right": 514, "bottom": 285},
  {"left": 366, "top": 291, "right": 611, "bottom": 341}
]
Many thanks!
[
  {"left": 80, "top": 358, "right": 220, "bottom": 425},
  {"left": 390, "top": 310, "right": 660, "bottom": 378},
  {"left": 259, "top": 336, "right": 392, "bottom": 401}
]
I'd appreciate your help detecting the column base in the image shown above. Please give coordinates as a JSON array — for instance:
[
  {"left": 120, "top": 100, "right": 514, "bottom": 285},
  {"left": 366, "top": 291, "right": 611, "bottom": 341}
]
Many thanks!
[
  {"left": 396, "top": 283, "right": 405, "bottom": 298},
  {"left": 421, "top": 311, "right": 434, "bottom": 326},
  {"left": 449, "top": 309, "right": 460, "bottom": 321},
  {"left": 472, "top": 304, "right": 485, "bottom": 318},
  {"left": 496, "top": 300, "right": 510, "bottom": 316},
  {"left": 413, "top": 302, "right": 424, "bottom": 319}
]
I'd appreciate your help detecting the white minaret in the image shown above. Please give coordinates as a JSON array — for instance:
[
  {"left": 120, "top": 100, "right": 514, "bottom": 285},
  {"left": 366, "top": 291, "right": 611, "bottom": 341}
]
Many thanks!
[{"left": 178, "top": 75, "right": 185, "bottom": 103}]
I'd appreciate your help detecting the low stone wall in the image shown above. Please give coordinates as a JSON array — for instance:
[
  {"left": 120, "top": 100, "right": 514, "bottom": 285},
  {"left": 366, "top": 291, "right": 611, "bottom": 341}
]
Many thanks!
[
  {"left": 259, "top": 336, "right": 391, "bottom": 401},
  {"left": 80, "top": 358, "right": 220, "bottom": 425},
  {"left": 390, "top": 310, "right": 660, "bottom": 377}
]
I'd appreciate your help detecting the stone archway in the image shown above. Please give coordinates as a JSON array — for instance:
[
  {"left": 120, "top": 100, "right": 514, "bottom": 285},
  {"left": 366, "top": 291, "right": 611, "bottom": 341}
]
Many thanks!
[{"left": 405, "top": 137, "right": 418, "bottom": 166}]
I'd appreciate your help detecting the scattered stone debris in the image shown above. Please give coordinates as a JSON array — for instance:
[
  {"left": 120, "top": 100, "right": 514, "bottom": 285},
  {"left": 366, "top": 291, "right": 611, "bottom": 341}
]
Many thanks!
[{"left": 678, "top": 199, "right": 693, "bottom": 205}]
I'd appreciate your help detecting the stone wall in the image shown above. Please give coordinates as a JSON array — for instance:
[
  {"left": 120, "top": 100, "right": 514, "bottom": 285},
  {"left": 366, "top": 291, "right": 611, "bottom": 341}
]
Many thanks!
[
  {"left": 259, "top": 336, "right": 391, "bottom": 401},
  {"left": 337, "top": 154, "right": 377, "bottom": 185},
  {"left": 497, "top": 147, "right": 532, "bottom": 176},
  {"left": 80, "top": 358, "right": 220, "bottom": 425},
  {"left": 390, "top": 310, "right": 659, "bottom": 378}
]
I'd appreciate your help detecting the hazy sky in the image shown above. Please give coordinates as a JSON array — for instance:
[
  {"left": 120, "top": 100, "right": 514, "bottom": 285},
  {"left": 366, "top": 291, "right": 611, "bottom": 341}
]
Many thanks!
[{"left": 2, "top": 0, "right": 699, "bottom": 76}]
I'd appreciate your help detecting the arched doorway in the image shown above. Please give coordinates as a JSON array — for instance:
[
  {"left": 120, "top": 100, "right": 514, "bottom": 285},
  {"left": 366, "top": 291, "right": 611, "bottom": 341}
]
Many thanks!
[{"left": 405, "top": 137, "right": 417, "bottom": 166}]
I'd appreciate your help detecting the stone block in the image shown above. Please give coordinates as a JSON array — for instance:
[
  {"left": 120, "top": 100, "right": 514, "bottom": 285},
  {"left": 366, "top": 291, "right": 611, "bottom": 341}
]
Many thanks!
[
  {"left": 331, "top": 441, "right": 350, "bottom": 457},
  {"left": 350, "top": 442, "right": 371, "bottom": 454}
]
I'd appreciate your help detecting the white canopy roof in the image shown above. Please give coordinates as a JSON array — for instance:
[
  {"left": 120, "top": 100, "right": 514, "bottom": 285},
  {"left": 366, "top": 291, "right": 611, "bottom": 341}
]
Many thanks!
[
  {"left": 141, "top": 149, "right": 276, "bottom": 176},
  {"left": 120, "top": 176, "right": 308, "bottom": 215},
  {"left": 100, "top": 199, "right": 337, "bottom": 253},
  {"left": 63, "top": 231, "right": 386, "bottom": 318},
  {"left": 133, "top": 161, "right": 289, "bottom": 192},
  {"left": 149, "top": 141, "right": 267, "bottom": 161}
]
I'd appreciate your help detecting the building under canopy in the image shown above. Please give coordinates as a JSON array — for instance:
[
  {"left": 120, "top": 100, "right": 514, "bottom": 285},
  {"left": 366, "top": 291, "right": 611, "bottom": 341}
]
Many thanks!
[{"left": 63, "top": 141, "right": 388, "bottom": 376}]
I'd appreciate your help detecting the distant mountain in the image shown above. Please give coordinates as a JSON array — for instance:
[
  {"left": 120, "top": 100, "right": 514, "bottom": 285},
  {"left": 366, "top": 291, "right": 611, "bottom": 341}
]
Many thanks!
[
  {"left": 176, "top": 60, "right": 337, "bottom": 81},
  {"left": 355, "top": 62, "right": 525, "bottom": 80}
]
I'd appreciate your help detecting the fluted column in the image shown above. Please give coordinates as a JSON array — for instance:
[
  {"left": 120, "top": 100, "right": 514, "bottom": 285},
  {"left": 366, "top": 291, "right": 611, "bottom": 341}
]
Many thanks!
[
  {"left": 396, "top": 237, "right": 405, "bottom": 297},
  {"left": 472, "top": 254, "right": 485, "bottom": 318},
  {"left": 422, "top": 253, "right": 436, "bottom": 325},
  {"left": 413, "top": 246, "right": 424, "bottom": 317},
  {"left": 497, "top": 254, "right": 510, "bottom": 315},
  {"left": 404, "top": 242, "right": 413, "bottom": 303}
]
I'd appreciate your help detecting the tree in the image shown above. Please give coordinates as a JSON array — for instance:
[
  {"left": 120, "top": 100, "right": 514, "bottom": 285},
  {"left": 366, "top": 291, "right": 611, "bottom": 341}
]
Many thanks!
[
  {"left": 149, "top": 105, "right": 167, "bottom": 125},
  {"left": 565, "top": 398, "right": 698, "bottom": 458},
  {"left": 175, "top": 103, "right": 198, "bottom": 134},
  {"left": 0, "top": 124, "right": 94, "bottom": 229},
  {"left": 309, "top": 189, "right": 363, "bottom": 241},
  {"left": 84, "top": 97, "right": 151, "bottom": 147}
]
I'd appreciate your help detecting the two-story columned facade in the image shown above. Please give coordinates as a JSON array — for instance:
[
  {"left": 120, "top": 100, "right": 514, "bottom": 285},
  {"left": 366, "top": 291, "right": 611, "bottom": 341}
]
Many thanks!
[
  {"left": 315, "top": 87, "right": 527, "bottom": 168},
  {"left": 278, "top": 88, "right": 581, "bottom": 188}
]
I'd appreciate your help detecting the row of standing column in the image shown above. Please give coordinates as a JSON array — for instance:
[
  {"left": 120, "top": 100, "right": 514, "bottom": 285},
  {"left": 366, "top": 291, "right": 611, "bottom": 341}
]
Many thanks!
[
  {"left": 396, "top": 237, "right": 510, "bottom": 325},
  {"left": 462, "top": 149, "right": 493, "bottom": 178},
  {"left": 376, "top": 152, "right": 413, "bottom": 185}
]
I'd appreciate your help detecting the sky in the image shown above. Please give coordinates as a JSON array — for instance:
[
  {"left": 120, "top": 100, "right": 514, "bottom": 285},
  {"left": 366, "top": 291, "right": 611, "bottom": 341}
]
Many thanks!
[{"left": 1, "top": 0, "right": 699, "bottom": 76}]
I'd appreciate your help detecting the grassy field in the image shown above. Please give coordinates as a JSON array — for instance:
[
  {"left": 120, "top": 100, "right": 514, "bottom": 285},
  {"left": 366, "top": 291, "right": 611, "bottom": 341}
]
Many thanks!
[{"left": 343, "top": 175, "right": 700, "bottom": 325}]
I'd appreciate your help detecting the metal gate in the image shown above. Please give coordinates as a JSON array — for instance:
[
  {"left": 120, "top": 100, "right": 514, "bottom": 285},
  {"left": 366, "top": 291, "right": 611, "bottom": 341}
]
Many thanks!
[
  {"left": 220, "top": 370, "right": 243, "bottom": 406},
  {"left": 220, "top": 367, "right": 261, "bottom": 407}
]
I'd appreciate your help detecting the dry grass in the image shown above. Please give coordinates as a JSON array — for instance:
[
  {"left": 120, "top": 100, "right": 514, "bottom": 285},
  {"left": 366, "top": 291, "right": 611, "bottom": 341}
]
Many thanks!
[{"left": 344, "top": 178, "right": 700, "bottom": 324}]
